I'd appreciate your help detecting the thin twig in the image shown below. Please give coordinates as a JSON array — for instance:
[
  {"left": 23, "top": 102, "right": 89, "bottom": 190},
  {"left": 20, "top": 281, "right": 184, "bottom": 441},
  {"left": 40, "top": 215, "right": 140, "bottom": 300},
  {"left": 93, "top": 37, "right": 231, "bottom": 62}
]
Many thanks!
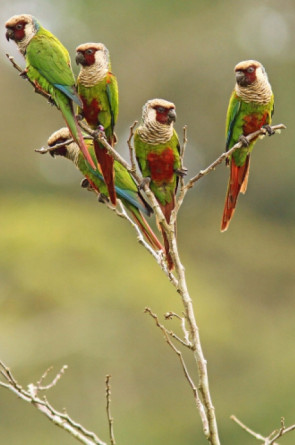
[
  {"left": 164, "top": 312, "right": 193, "bottom": 349},
  {"left": 144, "top": 307, "right": 209, "bottom": 436},
  {"left": 0, "top": 361, "right": 106, "bottom": 445},
  {"left": 187, "top": 124, "right": 286, "bottom": 189},
  {"left": 105, "top": 375, "right": 116, "bottom": 445},
  {"left": 267, "top": 420, "right": 295, "bottom": 445},
  {"left": 230, "top": 415, "right": 295, "bottom": 445},
  {"left": 127, "top": 121, "right": 138, "bottom": 173},
  {"left": 35, "top": 365, "right": 68, "bottom": 392},
  {"left": 35, "top": 138, "right": 75, "bottom": 154},
  {"left": 230, "top": 415, "right": 269, "bottom": 442}
]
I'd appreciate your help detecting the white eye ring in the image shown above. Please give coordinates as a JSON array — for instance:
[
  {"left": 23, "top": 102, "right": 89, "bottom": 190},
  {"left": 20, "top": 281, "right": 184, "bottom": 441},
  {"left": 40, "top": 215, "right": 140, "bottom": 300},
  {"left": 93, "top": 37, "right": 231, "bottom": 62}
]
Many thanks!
[{"left": 247, "top": 67, "right": 255, "bottom": 73}]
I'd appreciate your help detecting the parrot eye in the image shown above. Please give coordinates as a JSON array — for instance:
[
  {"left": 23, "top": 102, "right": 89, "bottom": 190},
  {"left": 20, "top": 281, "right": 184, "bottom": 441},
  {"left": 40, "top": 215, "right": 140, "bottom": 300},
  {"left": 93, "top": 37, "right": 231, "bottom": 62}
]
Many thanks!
[
  {"left": 15, "top": 23, "right": 24, "bottom": 30},
  {"left": 247, "top": 66, "right": 255, "bottom": 73},
  {"left": 85, "top": 49, "right": 94, "bottom": 55},
  {"left": 155, "top": 106, "right": 166, "bottom": 113}
]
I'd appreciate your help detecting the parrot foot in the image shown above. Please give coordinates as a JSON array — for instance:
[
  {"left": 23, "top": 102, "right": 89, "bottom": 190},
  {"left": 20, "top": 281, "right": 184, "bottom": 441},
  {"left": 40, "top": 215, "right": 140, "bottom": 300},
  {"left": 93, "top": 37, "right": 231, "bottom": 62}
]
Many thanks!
[
  {"left": 19, "top": 69, "right": 28, "bottom": 79},
  {"left": 98, "top": 193, "right": 109, "bottom": 203},
  {"left": 80, "top": 178, "right": 94, "bottom": 192},
  {"left": 263, "top": 125, "right": 275, "bottom": 136},
  {"left": 76, "top": 113, "right": 84, "bottom": 121},
  {"left": 238, "top": 135, "right": 250, "bottom": 147},
  {"left": 80, "top": 178, "right": 90, "bottom": 188},
  {"left": 175, "top": 167, "right": 188, "bottom": 177},
  {"left": 93, "top": 126, "right": 106, "bottom": 141},
  {"left": 139, "top": 177, "right": 151, "bottom": 190}
]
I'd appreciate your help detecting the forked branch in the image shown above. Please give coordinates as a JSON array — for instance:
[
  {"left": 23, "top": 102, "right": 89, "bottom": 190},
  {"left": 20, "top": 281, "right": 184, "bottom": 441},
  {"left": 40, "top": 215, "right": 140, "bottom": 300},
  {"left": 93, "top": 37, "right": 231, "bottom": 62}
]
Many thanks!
[
  {"left": 0, "top": 360, "right": 107, "bottom": 445},
  {"left": 231, "top": 415, "right": 295, "bottom": 445}
]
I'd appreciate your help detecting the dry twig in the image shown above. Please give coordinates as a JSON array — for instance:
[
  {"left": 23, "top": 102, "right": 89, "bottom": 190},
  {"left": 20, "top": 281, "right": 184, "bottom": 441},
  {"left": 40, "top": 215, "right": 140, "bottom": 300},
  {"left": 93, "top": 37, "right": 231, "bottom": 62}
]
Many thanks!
[
  {"left": 144, "top": 307, "right": 209, "bottom": 435},
  {"left": 105, "top": 375, "right": 116, "bottom": 445},
  {"left": 231, "top": 415, "right": 295, "bottom": 445},
  {"left": 0, "top": 360, "right": 106, "bottom": 445}
]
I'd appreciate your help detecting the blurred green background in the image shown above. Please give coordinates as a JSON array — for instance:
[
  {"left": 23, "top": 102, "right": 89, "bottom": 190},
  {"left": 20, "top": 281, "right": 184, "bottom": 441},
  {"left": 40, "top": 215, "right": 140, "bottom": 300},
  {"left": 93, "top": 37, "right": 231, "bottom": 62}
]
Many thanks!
[{"left": 1, "top": 0, "right": 294, "bottom": 444}]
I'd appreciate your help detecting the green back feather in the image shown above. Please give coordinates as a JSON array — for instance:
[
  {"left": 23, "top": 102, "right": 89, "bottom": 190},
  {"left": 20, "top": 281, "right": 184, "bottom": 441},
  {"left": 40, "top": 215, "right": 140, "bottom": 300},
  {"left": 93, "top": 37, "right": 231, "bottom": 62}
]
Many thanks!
[
  {"left": 225, "top": 90, "right": 274, "bottom": 166},
  {"left": 26, "top": 27, "right": 81, "bottom": 106}
]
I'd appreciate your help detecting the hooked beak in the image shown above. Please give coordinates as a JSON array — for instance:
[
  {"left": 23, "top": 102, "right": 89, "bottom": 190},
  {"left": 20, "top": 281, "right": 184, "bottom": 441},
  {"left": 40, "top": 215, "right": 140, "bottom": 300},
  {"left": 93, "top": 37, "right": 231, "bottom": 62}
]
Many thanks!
[
  {"left": 5, "top": 28, "right": 14, "bottom": 41},
  {"left": 167, "top": 108, "right": 176, "bottom": 124},
  {"left": 235, "top": 70, "right": 249, "bottom": 86},
  {"left": 75, "top": 51, "right": 85, "bottom": 66}
]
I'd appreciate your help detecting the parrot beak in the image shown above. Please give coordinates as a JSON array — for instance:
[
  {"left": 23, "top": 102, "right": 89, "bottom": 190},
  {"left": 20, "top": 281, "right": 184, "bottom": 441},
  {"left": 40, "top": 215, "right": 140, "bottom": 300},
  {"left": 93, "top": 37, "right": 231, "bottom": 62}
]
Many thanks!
[
  {"left": 75, "top": 51, "right": 85, "bottom": 66},
  {"left": 167, "top": 108, "right": 176, "bottom": 124},
  {"left": 235, "top": 70, "right": 247, "bottom": 86},
  {"left": 5, "top": 28, "right": 14, "bottom": 41}
]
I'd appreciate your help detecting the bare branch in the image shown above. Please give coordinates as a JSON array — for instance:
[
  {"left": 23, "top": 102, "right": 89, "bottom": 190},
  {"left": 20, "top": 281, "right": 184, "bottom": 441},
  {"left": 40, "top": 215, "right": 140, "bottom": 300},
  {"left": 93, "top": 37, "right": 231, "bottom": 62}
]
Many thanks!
[
  {"left": 230, "top": 415, "right": 269, "bottom": 442},
  {"left": 164, "top": 312, "right": 193, "bottom": 349},
  {"left": 105, "top": 375, "right": 116, "bottom": 445},
  {"left": 0, "top": 361, "right": 107, "bottom": 445},
  {"left": 144, "top": 307, "right": 209, "bottom": 437},
  {"left": 35, "top": 365, "right": 68, "bottom": 392},
  {"left": 186, "top": 123, "right": 286, "bottom": 190},
  {"left": 231, "top": 415, "right": 295, "bottom": 445},
  {"left": 267, "top": 419, "right": 295, "bottom": 445},
  {"left": 127, "top": 121, "right": 138, "bottom": 174},
  {"left": 35, "top": 138, "right": 75, "bottom": 154}
]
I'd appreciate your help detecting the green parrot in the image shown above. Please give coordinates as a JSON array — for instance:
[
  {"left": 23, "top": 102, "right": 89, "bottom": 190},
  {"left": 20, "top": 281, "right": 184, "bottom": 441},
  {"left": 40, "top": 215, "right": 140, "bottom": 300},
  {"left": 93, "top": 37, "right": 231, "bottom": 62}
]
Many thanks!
[
  {"left": 134, "top": 99, "right": 182, "bottom": 270},
  {"left": 75, "top": 42, "right": 119, "bottom": 205},
  {"left": 5, "top": 14, "right": 95, "bottom": 170},
  {"left": 221, "top": 60, "right": 274, "bottom": 231},
  {"left": 44, "top": 128, "right": 163, "bottom": 251}
]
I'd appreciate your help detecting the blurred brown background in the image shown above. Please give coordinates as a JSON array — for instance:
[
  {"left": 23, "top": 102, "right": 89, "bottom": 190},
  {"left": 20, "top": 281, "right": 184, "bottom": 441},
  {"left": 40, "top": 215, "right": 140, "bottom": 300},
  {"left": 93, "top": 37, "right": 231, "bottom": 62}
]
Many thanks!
[{"left": 0, "top": 1, "right": 294, "bottom": 444}]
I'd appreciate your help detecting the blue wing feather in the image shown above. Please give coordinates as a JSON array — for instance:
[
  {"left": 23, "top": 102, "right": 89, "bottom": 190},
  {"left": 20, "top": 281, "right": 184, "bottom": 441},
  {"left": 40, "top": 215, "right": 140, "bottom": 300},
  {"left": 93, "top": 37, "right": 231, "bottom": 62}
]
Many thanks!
[{"left": 88, "top": 166, "right": 149, "bottom": 215}]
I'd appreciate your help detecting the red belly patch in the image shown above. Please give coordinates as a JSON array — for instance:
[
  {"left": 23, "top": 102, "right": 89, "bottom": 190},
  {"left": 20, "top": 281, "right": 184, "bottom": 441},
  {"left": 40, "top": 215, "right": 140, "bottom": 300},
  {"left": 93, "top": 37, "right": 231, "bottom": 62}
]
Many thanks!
[
  {"left": 147, "top": 148, "right": 175, "bottom": 183},
  {"left": 82, "top": 97, "right": 101, "bottom": 127},
  {"left": 243, "top": 112, "right": 268, "bottom": 136}
]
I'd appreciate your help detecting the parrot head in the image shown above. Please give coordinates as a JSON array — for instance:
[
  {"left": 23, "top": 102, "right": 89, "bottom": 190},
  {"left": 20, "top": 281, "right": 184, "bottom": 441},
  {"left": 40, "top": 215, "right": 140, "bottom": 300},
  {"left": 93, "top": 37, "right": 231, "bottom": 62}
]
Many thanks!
[
  {"left": 47, "top": 128, "right": 75, "bottom": 158},
  {"left": 142, "top": 99, "right": 176, "bottom": 127},
  {"left": 75, "top": 42, "right": 110, "bottom": 71},
  {"left": 5, "top": 14, "right": 39, "bottom": 52},
  {"left": 234, "top": 60, "right": 267, "bottom": 87}
]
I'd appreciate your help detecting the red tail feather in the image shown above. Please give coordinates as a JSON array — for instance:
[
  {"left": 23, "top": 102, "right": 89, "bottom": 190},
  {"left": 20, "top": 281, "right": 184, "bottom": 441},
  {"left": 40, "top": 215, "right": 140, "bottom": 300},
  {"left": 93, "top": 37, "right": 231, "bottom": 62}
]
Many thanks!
[
  {"left": 59, "top": 99, "right": 96, "bottom": 170},
  {"left": 221, "top": 156, "right": 250, "bottom": 232},
  {"left": 94, "top": 140, "right": 116, "bottom": 205},
  {"left": 131, "top": 212, "right": 164, "bottom": 251},
  {"left": 161, "top": 228, "right": 174, "bottom": 271},
  {"left": 159, "top": 198, "right": 175, "bottom": 271}
]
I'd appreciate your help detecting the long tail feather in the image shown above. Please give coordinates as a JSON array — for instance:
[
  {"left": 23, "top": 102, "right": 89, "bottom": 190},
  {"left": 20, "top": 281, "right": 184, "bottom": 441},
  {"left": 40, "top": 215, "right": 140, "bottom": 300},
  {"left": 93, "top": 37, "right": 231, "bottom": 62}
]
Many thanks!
[
  {"left": 158, "top": 199, "right": 175, "bottom": 271},
  {"left": 94, "top": 139, "right": 116, "bottom": 205},
  {"left": 130, "top": 208, "right": 163, "bottom": 251},
  {"left": 58, "top": 98, "right": 97, "bottom": 170},
  {"left": 221, "top": 155, "right": 250, "bottom": 232},
  {"left": 161, "top": 228, "right": 174, "bottom": 270}
]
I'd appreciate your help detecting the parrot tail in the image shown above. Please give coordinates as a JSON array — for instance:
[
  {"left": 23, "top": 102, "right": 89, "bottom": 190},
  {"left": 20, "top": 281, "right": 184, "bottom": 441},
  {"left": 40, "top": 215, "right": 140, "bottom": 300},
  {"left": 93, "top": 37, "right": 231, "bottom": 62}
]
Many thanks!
[
  {"left": 94, "top": 139, "right": 116, "bottom": 205},
  {"left": 161, "top": 228, "right": 174, "bottom": 271},
  {"left": 159, "top": 199, "right": 175, "bottom": 271},
  {"left": 58, "top": 98, "right": 97, "bottom": 171},
  {"left": 221, "top": 155, "right": 250, "bottom": 232},
  {"left": 130, "top": 208, "right": 164, "bottom": 251}
]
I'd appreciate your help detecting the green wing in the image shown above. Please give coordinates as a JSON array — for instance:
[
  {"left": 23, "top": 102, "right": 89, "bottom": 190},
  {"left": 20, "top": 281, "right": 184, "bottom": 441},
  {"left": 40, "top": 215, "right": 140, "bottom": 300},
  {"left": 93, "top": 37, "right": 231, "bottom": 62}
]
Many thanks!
[
  {"left": 225, "top": 91, "right": 241, "bottom": 151},
  {"left": 105, "top": 72, "right": 119, "bottom": 133},
  {"left": 26, "top": 30, "right": 79, "bottom": 103}
]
